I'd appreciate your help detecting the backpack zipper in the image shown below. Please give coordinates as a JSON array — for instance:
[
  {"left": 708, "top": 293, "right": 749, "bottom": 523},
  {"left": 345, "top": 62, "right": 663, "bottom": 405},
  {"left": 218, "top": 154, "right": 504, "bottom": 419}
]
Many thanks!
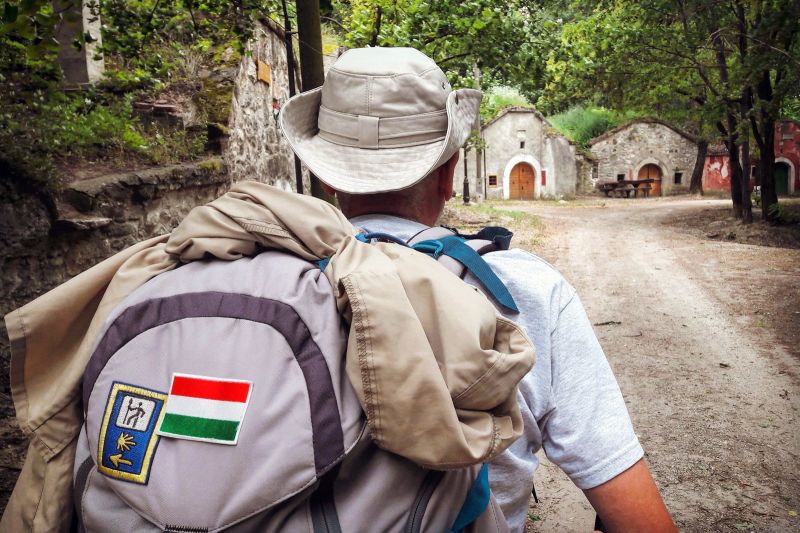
[
  {"left": 404, "top": 470, "right": 445, "bottom": 533},
  {"left": 310, "top": 467, "right": 342, "bottom": 533}
]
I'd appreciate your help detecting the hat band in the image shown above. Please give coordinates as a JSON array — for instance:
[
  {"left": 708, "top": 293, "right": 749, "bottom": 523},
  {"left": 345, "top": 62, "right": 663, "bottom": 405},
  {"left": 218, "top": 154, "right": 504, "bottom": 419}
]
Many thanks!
[{"left": 317, "top": 105, "right": 448, "bottom": 149}]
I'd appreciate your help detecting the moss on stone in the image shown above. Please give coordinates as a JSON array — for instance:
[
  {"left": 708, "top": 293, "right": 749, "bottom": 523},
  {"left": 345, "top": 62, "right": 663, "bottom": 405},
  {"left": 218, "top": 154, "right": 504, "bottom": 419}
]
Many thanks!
[
  {"left": 193, "top": 78, "right": 234, "bottom": 125},
  {"left": 198, "top": 158, "right": 223, "bottom": 172}
]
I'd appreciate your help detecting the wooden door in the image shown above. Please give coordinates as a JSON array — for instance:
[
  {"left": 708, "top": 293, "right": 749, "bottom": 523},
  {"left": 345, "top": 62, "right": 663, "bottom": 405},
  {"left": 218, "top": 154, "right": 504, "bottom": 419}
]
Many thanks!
[
  {"left": 509, "top": 163, "right": 535, "bottom": 200},
  {"left": 638, "top": 164, "right": 662, "bottom": 196},
  {"left": 775, "top": 163, "right": 789, "bottom": 196}
]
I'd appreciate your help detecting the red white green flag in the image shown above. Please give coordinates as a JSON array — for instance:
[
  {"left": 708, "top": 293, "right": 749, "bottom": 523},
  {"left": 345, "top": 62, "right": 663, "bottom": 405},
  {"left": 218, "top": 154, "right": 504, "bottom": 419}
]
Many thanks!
[{"left": 156, "top": 374, "right": 253, "bottom": 445}]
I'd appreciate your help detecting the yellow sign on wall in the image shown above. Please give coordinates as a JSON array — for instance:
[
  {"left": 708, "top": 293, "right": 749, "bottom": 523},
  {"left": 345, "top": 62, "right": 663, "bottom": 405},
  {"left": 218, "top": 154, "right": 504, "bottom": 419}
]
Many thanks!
[{"left": 257, "top": 60, "right": 271, "bottom": 84}]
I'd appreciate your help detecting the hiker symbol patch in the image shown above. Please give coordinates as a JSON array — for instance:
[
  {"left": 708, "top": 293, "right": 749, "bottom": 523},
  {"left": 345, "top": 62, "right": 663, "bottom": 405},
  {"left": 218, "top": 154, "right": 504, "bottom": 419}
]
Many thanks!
[
  {"left": 156, "top": 373, "right": 253, "bottom": 445},
  {"left": 98, "top": 382, "right": 167, "bottom": 485}
]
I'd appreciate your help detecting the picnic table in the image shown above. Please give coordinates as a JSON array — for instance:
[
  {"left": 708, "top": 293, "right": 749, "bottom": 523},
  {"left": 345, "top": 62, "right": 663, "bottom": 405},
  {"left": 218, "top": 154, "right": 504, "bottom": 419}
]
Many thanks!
[{"left": 597, "top": 179, "right": 655, "bottom": 198}]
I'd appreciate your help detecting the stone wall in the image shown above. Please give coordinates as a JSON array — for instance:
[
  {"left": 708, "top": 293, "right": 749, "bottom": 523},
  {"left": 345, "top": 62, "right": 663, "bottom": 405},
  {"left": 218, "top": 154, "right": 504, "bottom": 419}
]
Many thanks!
[
  {"left": 575, "top": 152, "right": 597, "bottom": 193},
  {"left": 225, "top": 19, "right": 308, "bottom": 192},
  {"left": 589, "top": 120, "right": 698, "bottom": 195},
  {"left": 0, "top": 161, "right": 230, "bottom": 391}
]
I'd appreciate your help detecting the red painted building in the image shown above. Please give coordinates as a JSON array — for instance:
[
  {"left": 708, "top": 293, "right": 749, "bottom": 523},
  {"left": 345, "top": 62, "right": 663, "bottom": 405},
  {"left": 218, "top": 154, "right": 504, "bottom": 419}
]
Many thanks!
[
  {"left": 702, "top": 120, "right": 799, "bottom": 195},
  {"left": 775, "top": 120, "right": 800, "bottom": 195}
]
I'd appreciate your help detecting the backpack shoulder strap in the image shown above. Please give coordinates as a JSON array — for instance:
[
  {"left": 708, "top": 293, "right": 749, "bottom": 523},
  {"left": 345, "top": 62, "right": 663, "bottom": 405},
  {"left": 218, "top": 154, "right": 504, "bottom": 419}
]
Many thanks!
[{"left": 407, "top": 226, "right": 519, "bottom": 314}]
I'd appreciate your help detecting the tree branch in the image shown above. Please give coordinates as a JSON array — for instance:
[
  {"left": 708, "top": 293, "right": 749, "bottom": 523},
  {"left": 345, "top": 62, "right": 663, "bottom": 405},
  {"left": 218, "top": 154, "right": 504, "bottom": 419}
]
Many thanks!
[{"left": 438, "top": 51, "right": 472, "bottom": 65}]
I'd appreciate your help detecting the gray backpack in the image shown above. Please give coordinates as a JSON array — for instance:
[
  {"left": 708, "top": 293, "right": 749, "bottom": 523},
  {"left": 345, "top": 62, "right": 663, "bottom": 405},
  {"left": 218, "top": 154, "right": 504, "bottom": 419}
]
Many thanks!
[{"left": 74, "top": 228, "right": 514, "bottom": 532}]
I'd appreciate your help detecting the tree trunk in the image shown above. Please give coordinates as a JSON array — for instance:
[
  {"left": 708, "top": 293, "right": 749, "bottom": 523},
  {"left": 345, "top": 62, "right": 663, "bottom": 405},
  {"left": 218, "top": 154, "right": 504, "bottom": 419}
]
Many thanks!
[
  {"left": 752, "top": 69, "right": 779, "bottom": 221},
  {"left": 726, "top": 113, "right": 743, "bottom": 218},
  {"left": 740, "top": 141, "right": 752, "bottom": 223},
  {"left": 369, "top": 6, "right": 382, "bottom": 46},
  {"left": 737, "top": 25, "right": 752, "bottom": 224},
  {"left": 728, "top": 142, "right": 743, "bottom": 219},
  {"left": 689, "top": 139, "right": 707, "bottom": 195},
  {"left": 758, "top": 116, "right": 778, "bottom": 220},
  {"left": 296, "top": 0, "right": 334, "bottom": 203}
]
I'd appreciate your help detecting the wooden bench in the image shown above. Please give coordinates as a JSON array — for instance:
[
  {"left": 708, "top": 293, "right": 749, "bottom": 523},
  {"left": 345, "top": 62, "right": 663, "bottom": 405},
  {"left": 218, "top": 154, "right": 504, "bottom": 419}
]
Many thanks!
[
  {"left": 612, "top": 184, "right": 635, "bottom": 198},
  {"left": 598, "top": 179, "right": 655, "bottom": 198},
  {"left": 598, "top": 182, "right": 617, "bottom": 196}
]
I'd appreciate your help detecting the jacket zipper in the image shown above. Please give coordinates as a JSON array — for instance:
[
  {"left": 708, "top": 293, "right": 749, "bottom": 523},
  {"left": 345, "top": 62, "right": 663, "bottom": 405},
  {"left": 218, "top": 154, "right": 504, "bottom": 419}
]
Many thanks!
[{"left": 405, "top": 470, "right": 445, "bottom": 533}]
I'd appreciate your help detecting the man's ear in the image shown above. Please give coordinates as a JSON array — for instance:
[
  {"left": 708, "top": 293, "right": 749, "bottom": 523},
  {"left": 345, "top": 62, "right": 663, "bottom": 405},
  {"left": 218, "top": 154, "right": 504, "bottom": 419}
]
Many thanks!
[{"left": 437, "top": 151, "right": 458, "bottom": 199}]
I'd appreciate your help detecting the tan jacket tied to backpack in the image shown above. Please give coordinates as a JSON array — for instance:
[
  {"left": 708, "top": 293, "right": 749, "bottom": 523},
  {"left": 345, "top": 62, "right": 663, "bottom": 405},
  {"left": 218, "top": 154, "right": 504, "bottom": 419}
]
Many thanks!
[{"left": 2, "top": 182, "right": 535, "bottom": 532}]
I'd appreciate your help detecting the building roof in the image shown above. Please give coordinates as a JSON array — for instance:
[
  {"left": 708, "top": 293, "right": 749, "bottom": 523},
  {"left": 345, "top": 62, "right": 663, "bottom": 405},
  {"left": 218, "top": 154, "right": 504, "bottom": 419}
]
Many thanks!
[
  {"left": 588, "top": 118, "right": 700, "bottom": 146},
  {"left": 482, "top": 106, "right": 552, "bottom": 130},
  {"left": 481, "top": 105, "right": 580, "bottom": 147}
]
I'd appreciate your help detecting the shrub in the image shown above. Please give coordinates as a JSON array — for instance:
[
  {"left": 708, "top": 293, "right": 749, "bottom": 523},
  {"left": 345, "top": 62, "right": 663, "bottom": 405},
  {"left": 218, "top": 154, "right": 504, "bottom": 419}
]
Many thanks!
[
  {"left": 548, "top": 106, "right": 638, "bottom": 148},
  {"left": 480, "top": 86, "right": 532, "bottom": 122}
]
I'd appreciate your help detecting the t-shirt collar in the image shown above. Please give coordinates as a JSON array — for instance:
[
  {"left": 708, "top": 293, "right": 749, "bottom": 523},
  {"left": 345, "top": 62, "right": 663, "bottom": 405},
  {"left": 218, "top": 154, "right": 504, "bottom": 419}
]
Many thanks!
[{"left": 349, "top": 214, "right": 429, "bottom": 241}]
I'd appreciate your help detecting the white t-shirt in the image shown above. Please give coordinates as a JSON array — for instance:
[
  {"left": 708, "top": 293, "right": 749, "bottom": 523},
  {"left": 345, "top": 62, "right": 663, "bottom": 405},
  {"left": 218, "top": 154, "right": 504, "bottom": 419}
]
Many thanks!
[{"left": 352, "top": 215, "right": 644, "bottom": 532}]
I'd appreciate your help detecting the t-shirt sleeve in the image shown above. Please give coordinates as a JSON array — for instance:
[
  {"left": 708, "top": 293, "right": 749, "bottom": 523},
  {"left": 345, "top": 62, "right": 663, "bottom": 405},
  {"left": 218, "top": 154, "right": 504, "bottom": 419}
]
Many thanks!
[{"left": 541, "top": 291, "right": 644, "bottom": 490}]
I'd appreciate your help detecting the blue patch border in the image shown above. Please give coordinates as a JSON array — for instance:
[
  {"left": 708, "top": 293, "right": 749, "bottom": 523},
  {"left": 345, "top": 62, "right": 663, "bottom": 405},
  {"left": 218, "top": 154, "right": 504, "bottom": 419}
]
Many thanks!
[{"left": 97, "top": 381, "right": 167, "bottom": 485}]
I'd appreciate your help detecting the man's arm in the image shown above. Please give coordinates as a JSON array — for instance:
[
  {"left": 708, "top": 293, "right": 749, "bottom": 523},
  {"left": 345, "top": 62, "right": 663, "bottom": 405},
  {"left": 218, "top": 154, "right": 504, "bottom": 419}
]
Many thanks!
[{"left": 584, "top": 459, "right": 677, "bottom": 533}]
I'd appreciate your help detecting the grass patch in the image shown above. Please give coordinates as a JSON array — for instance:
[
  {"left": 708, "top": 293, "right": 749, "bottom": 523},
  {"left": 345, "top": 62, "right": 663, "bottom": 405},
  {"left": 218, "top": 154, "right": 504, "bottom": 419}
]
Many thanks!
[
  {"left": 471, "top": 203, "right": 532, "bottom": 221},
  {"left": 441, "top": 201, "right": 545, "bottom": 252}
]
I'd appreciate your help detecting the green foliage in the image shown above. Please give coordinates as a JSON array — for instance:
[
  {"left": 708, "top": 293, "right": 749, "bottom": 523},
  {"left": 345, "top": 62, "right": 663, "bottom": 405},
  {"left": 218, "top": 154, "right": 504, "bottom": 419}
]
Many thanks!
[
  {"left": 767, "top": 202, "right": 800, "bottom": 225},
  {"left": 1, "top": 1, "right": 283, "bottom": 61},
  {"left": 0, "top": 87, "right": 148, "bottom": 186},
  {"left": 464, "top": 131, "right": 487, "bottom": 153},
  {"left": 782, "top": 98, "right": 800, "bottom": 122},
  {"left": 330, "top": 0, "right": 550, "bottom": 92},
  {"left": 146, "top": 126, "right": 207, "bottom": 165},
  {"left": 548, "top": 106, "right": 638, "bottom": 147},
  {"left": 0, "top": 0, "right": 249, "bottom": 189},
  {"left": 480, "top": 86, "right": 531, "bottom": 122}
]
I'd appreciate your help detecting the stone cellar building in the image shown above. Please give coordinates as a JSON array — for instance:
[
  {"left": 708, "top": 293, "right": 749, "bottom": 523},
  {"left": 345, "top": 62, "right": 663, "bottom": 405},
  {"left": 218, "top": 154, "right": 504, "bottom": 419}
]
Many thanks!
[{"left": 588, "top": 119, "right": 699, "bottom": 196}]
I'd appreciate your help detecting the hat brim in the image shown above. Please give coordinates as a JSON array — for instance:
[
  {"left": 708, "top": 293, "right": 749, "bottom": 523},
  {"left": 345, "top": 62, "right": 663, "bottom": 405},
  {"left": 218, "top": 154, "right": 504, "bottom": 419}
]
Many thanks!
[{"left": 280, "top": 87, "right": 481, "bottom": 194}]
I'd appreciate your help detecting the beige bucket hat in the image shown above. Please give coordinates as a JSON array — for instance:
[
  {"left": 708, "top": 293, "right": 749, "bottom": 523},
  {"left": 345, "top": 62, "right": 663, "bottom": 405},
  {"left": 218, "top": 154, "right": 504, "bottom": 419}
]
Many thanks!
[{"left": 280, "top": 47, "right": 482, "bottom": 194}]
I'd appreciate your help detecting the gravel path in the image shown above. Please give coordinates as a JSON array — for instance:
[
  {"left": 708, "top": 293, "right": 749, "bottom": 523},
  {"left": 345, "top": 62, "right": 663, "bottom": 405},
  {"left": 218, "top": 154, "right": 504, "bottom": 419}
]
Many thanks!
[{"left": 513, "top": 198, "right": 800, "bottom": 532}]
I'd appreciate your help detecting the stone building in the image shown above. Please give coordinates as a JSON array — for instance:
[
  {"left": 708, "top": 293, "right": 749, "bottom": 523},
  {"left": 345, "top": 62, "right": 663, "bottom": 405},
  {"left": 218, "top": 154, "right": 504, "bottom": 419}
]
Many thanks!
[
  {"left": 588, "top": 119, "right": 699, "bottom": 196},
  {"left": 454, "top": 107, "right": 587, "bottom": 200}
]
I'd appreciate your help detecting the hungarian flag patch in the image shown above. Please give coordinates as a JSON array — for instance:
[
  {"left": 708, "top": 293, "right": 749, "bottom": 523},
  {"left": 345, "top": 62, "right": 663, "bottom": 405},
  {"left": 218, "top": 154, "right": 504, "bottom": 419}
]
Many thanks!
[{"left": 156, "top": 374, "right": 253, "bottom": 445}]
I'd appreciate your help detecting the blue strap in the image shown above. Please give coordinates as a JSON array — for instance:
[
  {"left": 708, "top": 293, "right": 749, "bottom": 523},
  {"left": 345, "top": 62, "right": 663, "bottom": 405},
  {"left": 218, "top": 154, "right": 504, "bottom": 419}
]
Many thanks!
[
  {"left": 441, "top": 225, "right": 514, "bottom": 251},
  {"left": 437, "top": 236, "right": 519, "bottom": 313},
  {"left": 357, "top": 232, "right": 409, "bottom": 246},
  {"left": 316, "top": 257, "right": 331, "bottom": 271},
  {"left": 411, "top": 239, "right": 445, "bottom": 257},
  {"left": 449, "top": 464, "right": 491, "bottom": 533}
]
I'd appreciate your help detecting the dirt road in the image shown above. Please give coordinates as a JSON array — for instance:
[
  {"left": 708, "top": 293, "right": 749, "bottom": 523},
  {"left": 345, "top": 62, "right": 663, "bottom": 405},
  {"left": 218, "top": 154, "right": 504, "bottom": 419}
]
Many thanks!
[{"left": 500, "top": 198, "right": 800, "bottom": 532}]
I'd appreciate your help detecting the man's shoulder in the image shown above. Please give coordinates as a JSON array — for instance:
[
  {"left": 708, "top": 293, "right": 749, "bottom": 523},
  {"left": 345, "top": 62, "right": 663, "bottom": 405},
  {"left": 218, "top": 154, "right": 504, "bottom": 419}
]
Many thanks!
[
  {"left": 468, "top": 247, "right": 577, "bottom": 329},
  {"left": 484, "top": 248, "right": 574, "bottom": 301}
]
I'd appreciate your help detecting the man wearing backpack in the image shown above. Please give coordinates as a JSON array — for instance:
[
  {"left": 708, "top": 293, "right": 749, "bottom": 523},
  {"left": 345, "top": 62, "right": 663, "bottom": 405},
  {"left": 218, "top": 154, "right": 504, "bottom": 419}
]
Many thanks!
[
  {"left": 279, "top": 47, "right": 677, "bottom": 532},
  {"left": 1, "top": 46, "right": 676, "bottom": 532}
]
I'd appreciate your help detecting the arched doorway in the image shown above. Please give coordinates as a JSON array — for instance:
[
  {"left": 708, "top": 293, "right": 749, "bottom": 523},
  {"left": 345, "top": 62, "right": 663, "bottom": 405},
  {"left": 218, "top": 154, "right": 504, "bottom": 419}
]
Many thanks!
[
  {"left": 638, "top": 163, "right": 663, "bottom": 196},
  {"left": 775, "top": 162, "right": 790, "bottom": 196},
  {"left": 509, "top": 162, "right": 536, "bottom": 200}
]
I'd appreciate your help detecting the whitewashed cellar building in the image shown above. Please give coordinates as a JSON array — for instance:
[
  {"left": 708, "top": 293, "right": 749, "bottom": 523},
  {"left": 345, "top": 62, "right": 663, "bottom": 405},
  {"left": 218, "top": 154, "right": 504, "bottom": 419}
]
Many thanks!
[{"left": 454, "top": 106, "right": 590, "bottom": 200}]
